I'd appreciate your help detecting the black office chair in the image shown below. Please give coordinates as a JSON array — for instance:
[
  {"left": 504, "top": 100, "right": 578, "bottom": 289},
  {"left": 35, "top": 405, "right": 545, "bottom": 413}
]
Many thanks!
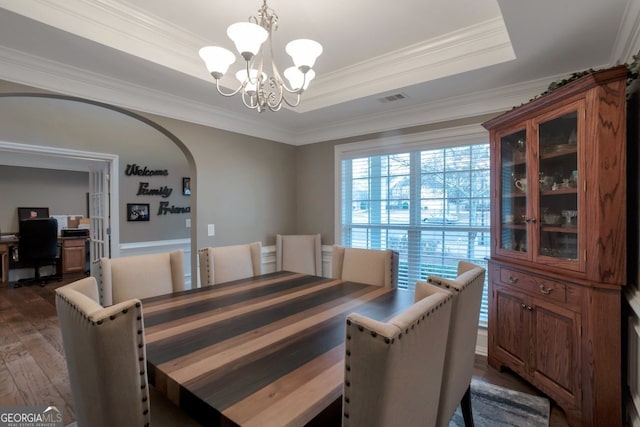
[{"left": 17, "top": 217, "right": 59, "bottom": 287}]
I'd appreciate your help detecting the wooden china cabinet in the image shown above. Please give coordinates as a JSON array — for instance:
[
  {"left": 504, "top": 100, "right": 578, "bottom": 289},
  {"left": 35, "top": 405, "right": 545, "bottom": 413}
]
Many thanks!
[{"left": 482, "top": 66, "right": 628, "bottom": 426}]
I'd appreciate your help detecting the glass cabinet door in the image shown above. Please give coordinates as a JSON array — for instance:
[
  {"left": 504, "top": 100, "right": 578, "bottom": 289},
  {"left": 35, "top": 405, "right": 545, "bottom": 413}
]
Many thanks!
[
  {"left": 498, "top": 128, "right": 528, "bottom": 256},
  {"left": 536, "top": 109, "right": 580, "bottom": 266}
]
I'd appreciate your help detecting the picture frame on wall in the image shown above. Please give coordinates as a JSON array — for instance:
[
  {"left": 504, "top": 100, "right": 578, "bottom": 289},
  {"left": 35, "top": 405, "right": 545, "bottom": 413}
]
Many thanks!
[
  {"left": 17, "top": 207, "right": 50, "bottom": 221},
  {"left": 182, "top": 177, "right": 191, "bottom": 196},
  {"left": 127, "top": 203, "right": 150, "bottom": 222}
]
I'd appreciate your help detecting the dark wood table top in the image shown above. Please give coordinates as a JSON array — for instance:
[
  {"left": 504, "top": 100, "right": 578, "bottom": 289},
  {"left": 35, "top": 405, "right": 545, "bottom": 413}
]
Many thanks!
[{"left": 143, "top": 271, "right": 414, "bottom": 427}]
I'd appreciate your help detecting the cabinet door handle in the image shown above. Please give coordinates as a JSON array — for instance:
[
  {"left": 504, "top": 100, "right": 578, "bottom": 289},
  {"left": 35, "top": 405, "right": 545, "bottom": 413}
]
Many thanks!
[
  {"left": 526, "top": 305, "right": 533, "bottom": 311},
  {"left": 539, "top": 284, "right": 552, "bottom": 295},
  {"left": 509, "top": 276, "right": 519, "bottom": 284},
  {"left": 521, "top": 303, "right": 527, "bottom": 310}
]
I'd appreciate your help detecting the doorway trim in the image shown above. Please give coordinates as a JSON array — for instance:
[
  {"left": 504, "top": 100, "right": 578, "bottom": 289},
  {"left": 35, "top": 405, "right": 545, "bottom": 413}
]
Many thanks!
[{"left": 0, "top": 140, "right": 120, "bottom": 257}]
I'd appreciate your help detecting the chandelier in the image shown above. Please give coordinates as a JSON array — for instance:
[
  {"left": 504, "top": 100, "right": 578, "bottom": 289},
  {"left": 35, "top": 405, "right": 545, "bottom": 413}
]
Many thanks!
[{"left": 199, "top": 0, "right": 322, "bottom": 113}]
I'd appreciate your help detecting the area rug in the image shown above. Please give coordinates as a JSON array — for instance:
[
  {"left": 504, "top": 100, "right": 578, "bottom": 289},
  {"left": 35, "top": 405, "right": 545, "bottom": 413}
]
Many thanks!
[{"left": 448, "top": 378, "right": 550, "bottom": 427}]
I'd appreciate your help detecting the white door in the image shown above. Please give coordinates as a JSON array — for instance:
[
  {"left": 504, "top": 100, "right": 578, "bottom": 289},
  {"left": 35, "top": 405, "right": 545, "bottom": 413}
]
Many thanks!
[{"left": 88, "top": 164, "right": 110, "bottom": 278}]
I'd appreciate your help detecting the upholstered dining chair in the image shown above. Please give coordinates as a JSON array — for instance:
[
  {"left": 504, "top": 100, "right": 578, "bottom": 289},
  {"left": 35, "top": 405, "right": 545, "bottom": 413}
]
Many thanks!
[
  {"left": 99, "top": 250, "right": 185, "bottom": 306},
  {"left": 198, "top": 241, "right": 262, "bottom": 286},
  {"left": 55, "top": 277, "right": 200, "bottom": 427},
  {"left": 342, "top": 283, "right": 454, "bottom": 426},
  {"left": 416, "top": 260, "right": 486, "bottom": 427},
  {"left": 276, "top": 233, "right": 322, "bottom": 275},
  {"left": 332, "top": 245, "right": 399, "bottom": 287}
]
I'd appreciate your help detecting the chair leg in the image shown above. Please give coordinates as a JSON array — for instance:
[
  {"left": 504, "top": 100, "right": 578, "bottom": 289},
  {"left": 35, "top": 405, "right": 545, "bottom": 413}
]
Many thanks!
[
  {"left": 33, "top": 261, "right": 45, "bottom": 287},
  {"left": 461, "top": 384, "right": 474, "bottom": 427}
]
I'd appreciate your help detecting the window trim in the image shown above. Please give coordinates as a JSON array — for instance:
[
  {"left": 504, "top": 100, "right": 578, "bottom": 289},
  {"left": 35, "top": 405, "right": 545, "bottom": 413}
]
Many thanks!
[{"left": 334, "top": 124, "right": 489, "bottom": 245}]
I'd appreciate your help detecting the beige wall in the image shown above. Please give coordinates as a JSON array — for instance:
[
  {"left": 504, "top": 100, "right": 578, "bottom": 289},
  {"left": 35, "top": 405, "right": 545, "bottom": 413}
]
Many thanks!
[
  {"left": 0, "top": 79, "right": 501, "bottom": 256},
  {"left": 0, "top": 166, "right": 88, "bottom": 233},
  {"left": 0, "top": 81, "right": 297, "bottom": 257},
  {"left": 143, "top": 113, "right": 297, "bottom": 252}
]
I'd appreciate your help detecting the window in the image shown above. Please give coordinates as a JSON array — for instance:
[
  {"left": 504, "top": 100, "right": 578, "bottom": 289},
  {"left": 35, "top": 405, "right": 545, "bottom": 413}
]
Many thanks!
[{"left": 336, "top": 128, "right": 491, "bottom": 325}]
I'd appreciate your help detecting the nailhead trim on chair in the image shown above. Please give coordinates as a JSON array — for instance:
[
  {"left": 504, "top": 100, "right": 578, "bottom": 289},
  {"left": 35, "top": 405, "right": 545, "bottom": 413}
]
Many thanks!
[
  {"left": 97, "top": 267, "right": 104, "bottom": 304},
  {"left": 428, "top": 274, "right": 477, "bottom": 293},
  {"left": 342, "top": 294, "right": 453, "bottom": 423},
  {"left": 56, "top": 294, "right": 151, "bottom": 426}
]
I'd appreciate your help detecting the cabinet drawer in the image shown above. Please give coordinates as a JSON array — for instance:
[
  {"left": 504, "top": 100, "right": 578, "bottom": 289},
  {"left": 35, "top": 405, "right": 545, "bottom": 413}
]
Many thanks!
[
  {"left": 63, "top": 238, "right": 85, "bottom": 248},
  {"left": 499, "top": 267, "right": 566, "bottom": 303}
]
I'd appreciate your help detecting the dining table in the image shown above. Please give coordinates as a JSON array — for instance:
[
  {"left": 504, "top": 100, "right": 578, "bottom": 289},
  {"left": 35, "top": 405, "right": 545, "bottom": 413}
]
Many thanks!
[{"left": 142, "top": 271, "right": 414, "bottom": 427}]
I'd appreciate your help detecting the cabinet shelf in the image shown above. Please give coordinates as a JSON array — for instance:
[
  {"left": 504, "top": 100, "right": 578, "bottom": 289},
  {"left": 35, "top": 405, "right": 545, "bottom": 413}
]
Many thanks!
[
  {"left": 540, "top": 188, "right": 577, "bottom": 196},
  {"left": 540, "top": 225, "right": 578, "bottom": 233},
  {"left": 540, "top": 146, "right": 577, "bottom": 159}
]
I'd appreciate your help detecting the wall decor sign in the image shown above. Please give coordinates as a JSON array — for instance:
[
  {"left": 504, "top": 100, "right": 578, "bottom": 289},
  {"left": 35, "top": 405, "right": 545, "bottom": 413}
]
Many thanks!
[
  {"left": 127, "top": 203, "right": 150, "bottom": 222},
  {"left": 125, "top": 164, "right": 169, "bottom": 177},
  {"left": 136, "top": 182, "right": 173, "bottom": 198},
  {"left": 157, "top": 202, "right": 190, "bottom": 215},
  {"left": 182, "top": 177, "right": 191, "bottom": 196}
]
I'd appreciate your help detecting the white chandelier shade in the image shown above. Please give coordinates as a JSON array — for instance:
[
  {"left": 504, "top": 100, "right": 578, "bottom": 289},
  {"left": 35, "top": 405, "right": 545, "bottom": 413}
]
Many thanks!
[
  {"left": 227, "top": 22, "right": 268, "bottom": 60},
  {"left": 284, "top": 67, "right": 315, "bottom": 91},
  {"left": 235, "top": 69, "right": 267, "bottom": 93},
  {"left": 285, "top": 39, "right": 323, "bottom": 71},
  {"left": 199, "top": 46, "right": 236, "bottom": 79},
  {"left": 198, "top": 0, "right": 322, "bottom": 112}
]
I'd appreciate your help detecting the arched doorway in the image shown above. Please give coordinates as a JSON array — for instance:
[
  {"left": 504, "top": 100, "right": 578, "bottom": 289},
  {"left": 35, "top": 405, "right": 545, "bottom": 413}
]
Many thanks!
[{"left": 0, "top": 94, "right": 196, "bottom": 286}]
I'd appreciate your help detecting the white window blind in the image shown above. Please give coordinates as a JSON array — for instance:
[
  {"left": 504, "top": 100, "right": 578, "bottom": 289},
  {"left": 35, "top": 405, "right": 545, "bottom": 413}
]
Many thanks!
[{"left": 338, "top": 140, "right": 491, "bottom": 326}]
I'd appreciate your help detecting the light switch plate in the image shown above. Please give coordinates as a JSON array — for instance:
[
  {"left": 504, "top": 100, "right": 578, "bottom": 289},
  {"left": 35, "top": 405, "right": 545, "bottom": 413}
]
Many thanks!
[
  {"left": 208, "top": 224, "right": 215, "bottom": 236},
  {"left": 186, "top": 219, "right": 191, "bottom": 228}
]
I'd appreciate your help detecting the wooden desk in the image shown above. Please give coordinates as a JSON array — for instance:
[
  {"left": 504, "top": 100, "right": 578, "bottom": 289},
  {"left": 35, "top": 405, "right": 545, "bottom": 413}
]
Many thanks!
[
  {"left": 0, "top": 236, "right": 18, "bottom": 284},
  {"left": 143, "top": 271, "right": 414, "bottom": 426},
  {"left": 0, "top": 235, "right": 87, "bottom": 283}
]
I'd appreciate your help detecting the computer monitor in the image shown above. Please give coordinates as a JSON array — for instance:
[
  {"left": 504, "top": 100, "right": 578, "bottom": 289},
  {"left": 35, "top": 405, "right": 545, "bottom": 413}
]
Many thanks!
[{"left": 17, "top": 207, "right": 50, "bottom": 222}]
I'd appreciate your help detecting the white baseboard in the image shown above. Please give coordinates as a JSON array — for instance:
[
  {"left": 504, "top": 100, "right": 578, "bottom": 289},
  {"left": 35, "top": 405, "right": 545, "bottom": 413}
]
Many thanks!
[
  {"left": 260, "top": 244, "right": 333, "bottom": 278},
  {"left": 476, "top": 327, "right": 488, "bottom": 357},
  {"left": 261, "top": 245, "right": 277, "bottom": 274},
  {"left": 9, "top": 265, "right": 57, "bottom": 282}
]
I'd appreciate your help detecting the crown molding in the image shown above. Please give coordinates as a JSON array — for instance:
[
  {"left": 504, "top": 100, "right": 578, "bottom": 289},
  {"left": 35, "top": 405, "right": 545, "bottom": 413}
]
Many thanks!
[
  {"left": 0, "top": 45, "right": 297, "bottom": 144},
  {"left": 294, "top": 75, "right": 565, "bottom": 144},
  {"left": 335, "top": 124, "right": 489, "bottom": 159},
  {"left": 0, "top": 43, "right": 593, "bottom": 147},
  {"left": 0, "top": 0, "right": 209, "bottom": 78},
  {"left": 299, "top": 17, "right": 516, "bottom": 112},
  {"left": 611, "top": 0, "right": 640, "bottom": 64}
]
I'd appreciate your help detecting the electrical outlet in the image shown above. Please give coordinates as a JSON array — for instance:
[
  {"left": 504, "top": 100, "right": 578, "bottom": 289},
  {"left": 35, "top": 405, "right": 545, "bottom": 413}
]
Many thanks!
[
  {"left": 208, "top": 224, "right": 215, "bottom": 236},
  {"left": 185, "top": 219, "right": 191, "bottom": 228}
]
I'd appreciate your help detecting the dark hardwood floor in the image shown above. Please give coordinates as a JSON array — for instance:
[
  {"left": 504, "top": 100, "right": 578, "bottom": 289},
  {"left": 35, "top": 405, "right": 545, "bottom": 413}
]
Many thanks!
[{"left": 0, "top": 273, "right": 569, "bottom": 426}]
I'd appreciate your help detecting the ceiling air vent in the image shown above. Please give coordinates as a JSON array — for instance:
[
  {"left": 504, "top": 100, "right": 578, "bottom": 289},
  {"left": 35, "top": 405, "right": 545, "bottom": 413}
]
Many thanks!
[{"left": 378, "top": 93, "right": 408, "bottom": 103}]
